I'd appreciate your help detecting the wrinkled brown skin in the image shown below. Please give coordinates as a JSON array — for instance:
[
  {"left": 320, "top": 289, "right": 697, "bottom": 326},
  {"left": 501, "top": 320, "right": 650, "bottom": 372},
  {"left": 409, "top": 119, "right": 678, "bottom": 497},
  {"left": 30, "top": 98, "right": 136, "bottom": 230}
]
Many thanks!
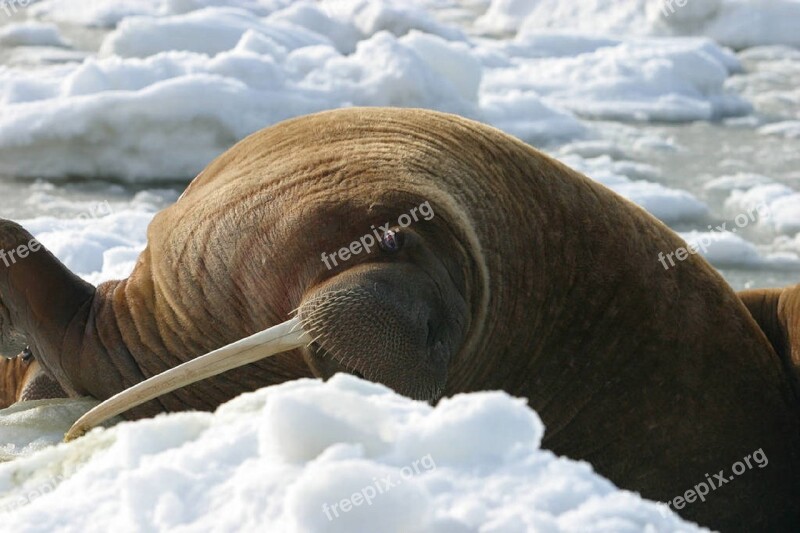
[{"left": 0, "top": 108, "right": 797, "bottom": 531}]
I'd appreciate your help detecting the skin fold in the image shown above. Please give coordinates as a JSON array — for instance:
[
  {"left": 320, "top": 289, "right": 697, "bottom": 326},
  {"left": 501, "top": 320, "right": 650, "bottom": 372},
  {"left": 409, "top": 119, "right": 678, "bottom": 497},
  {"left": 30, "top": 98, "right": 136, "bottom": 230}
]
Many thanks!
[{"left": 0, "top": 108, "right": 797, "bottom": 531}]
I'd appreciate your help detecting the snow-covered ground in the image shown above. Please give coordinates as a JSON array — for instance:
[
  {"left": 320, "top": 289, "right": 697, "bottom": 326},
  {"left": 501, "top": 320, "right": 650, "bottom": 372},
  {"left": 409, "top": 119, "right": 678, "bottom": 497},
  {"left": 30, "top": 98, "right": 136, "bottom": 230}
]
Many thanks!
[
  {"left": 0, "top": 375, "right": 706, "bottom": 532},
  {"left": 0, "top": 0, "right": 799, "bottom": 530}
]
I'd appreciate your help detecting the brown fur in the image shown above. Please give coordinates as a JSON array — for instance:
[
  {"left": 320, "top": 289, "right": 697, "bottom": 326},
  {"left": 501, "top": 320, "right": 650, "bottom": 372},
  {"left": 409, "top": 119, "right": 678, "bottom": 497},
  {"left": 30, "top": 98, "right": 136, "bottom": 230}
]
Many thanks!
[{"left": 0, "top": 108, "right": 797, "bottom": 531}]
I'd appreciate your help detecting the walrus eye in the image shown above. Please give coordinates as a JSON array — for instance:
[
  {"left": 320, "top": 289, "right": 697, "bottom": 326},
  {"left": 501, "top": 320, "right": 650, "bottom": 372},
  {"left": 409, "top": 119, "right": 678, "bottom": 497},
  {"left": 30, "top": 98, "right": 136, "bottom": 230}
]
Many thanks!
[{"left": 379, "top": 229, "right": 404, "bottom": 253}]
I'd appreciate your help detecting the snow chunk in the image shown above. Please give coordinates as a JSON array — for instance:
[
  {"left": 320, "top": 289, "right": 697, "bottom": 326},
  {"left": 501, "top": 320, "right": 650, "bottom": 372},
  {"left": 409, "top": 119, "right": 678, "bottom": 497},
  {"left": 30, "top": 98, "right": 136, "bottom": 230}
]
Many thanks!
[
  {"left": 31, "top": 0, "right": 294, "bottom": 28},
  {"left": 0, "top": 375, "right": 705, "bottom": 531},
  {"left": 562, "top": 154, "right": 710, "bottom": 224},
  {"left": 483, "top": 36, "right": 747, "bottom": 122},
  {"left": 100, "top": 7, "right": 332, "bottom": 58},
  {"left": 479, "top": 0, "right": 800, "bottom": 49},
  {"left": 680, "top": 230, "right": 800, "bottom": 269},
  {"left": 0, "top": 28, "right": 480, "bottom": 180},
  {"left": 758, "top": 120, "right": 800, "bottom": 139},
  {"left": 0, "top": 23, "right": 69, "bottom": 48},
  {"left": 725, "top": 183, "right": 800, "bottom": 235}
]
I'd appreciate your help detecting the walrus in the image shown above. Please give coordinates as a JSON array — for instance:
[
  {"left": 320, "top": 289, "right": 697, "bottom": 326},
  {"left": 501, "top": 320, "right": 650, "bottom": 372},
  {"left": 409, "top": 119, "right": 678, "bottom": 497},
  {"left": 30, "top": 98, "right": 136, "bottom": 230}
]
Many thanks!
[{"left": 0, "top": 108, "right": 797, "bottom": 531}]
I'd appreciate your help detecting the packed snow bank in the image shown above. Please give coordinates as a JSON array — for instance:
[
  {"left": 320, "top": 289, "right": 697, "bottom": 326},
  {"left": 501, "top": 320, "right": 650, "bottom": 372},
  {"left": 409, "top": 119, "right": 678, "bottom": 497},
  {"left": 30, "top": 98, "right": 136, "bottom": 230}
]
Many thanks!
[
  {"left": 480, "top": 0, "right": 800, "bottom": 49},
  {"left": 0, "top": 375, "right": 705, "bottom": 532}
]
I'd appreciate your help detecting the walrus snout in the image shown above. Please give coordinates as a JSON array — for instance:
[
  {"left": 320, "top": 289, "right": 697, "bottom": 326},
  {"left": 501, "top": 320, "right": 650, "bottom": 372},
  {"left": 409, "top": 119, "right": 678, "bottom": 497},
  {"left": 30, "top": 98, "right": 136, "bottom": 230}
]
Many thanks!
[{"left": 298, "top": 261, "right": 468, "bottom": 401}]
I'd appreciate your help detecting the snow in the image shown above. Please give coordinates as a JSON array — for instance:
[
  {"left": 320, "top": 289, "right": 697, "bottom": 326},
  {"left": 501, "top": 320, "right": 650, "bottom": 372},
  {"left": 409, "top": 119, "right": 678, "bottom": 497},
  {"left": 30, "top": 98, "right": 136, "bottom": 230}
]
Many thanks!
[
  {"left": 725, "top": 181, "right": 800, "bottom": 234},
  {"left": 483, "top": 35, "right": 747, "bottom": 122},
  {"left": 99, "top": 8, "right": 332, "bottom": 58},
  {"left": 697, "top": 172, "right": 800, "bottom": 236},
  {"left": 12, "top": 184, "right": 176, "bottom": 285},
  {"left": 560, "top": 153, "right": 710, "bottom": 224},
  {"left": 759, "top": 120, "right": 800, "bottom": 139},
  {"left": 478, "top": 0, "right": 800, "bottom": 49},
  {"left": 0, "top": 0, "right": 752, "bottom": 180},
  {"left": 679, "top": 230, "right": 800, "bottom": 269},
  {"left": 0, "top": 375, "right": 706, "bottom": 532},
  {"left": 0, "top": 22, "right": 68, "bottom": 48},
  {"left": 30, "top": 0, "right": 296, "bottom": 28},
  {"left": 0, "top": 7, "right": 488, "bottom": 180}
]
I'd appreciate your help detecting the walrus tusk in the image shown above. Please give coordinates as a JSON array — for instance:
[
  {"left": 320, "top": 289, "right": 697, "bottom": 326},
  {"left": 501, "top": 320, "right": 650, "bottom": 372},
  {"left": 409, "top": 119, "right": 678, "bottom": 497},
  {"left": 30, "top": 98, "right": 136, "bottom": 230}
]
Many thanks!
[{"left": 65, "top": 317, "right": 310, "bottom": 441}]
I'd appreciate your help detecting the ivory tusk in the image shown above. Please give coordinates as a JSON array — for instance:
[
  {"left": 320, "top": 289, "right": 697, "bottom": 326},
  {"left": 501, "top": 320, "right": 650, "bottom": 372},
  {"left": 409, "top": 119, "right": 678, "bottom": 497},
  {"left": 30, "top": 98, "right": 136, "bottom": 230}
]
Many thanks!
[{"left": 65, "top": 317, "right": 310, "bottom": 441}]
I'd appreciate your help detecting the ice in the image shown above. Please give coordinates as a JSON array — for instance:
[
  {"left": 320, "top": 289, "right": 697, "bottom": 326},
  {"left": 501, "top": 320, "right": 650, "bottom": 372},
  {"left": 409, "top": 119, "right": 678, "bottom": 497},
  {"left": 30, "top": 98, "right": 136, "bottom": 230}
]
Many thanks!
[{"left": 0, "top": 1, "right": 752, "bottom": 180}]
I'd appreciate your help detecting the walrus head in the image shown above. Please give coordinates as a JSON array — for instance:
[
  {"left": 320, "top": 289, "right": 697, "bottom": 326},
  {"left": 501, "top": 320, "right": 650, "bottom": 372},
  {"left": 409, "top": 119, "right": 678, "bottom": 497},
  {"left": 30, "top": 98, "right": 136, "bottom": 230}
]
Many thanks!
[{"left": 298, "top": 223, "right": 469, "bottom": 402}]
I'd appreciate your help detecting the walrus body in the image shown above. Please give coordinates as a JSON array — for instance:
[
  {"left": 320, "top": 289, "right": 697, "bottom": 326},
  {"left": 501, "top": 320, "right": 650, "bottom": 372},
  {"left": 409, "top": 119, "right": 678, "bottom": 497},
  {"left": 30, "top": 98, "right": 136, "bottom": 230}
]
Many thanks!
[{"left": 0, "top": 108, "right": 797, "bottom": 530}]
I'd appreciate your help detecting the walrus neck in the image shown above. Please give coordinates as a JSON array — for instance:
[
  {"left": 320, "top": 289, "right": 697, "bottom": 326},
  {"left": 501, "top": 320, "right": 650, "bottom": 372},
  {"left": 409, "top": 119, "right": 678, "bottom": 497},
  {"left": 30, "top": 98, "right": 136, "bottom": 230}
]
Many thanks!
[
  {"left": 0, "top": 221, "right": 95, "bottom": 395},
  {"left": 70, "top": 277, "right": 167, "bottom": 415}
]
